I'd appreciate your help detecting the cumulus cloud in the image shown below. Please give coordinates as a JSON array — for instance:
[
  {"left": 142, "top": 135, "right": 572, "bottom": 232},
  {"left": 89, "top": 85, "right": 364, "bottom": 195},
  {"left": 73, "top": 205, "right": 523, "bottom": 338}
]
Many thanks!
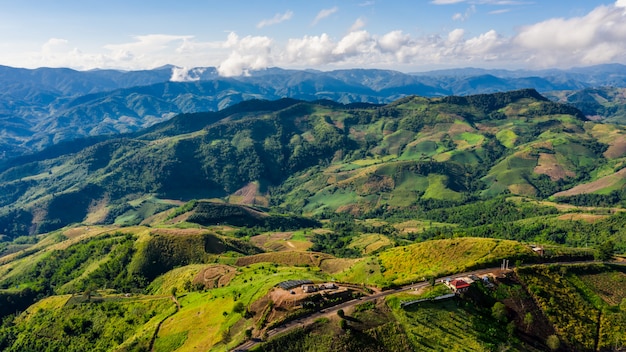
[
  {"left": 42, "top": 38, "right": 69, "bottom": 54},
  {"left": 257, "top": 10, "right": 293, "bottom": 29},
  {"left": 513, "top": 3, "right": 626, "bottom": 67},
  {"left": 217, "top": 32, "right": 273, "bottom": 76},
  {"left": 312, "top": 7, "right": 338, "bottom": 25},
  {"left": 5, "top": 2, "right": 626, "bottom": 74},
  {"left": 284, "top": 34, "right": 335, "bottom": 66},
  {"left": 170, "top": 67, "right": 206, "bottom": 82}
]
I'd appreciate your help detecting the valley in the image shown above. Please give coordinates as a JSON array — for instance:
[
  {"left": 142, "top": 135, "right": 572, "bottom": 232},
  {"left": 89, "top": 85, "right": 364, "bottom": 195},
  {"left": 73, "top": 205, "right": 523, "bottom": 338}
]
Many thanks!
[{"left": 2, "top": 82, "right": 626, "bottom": 351}]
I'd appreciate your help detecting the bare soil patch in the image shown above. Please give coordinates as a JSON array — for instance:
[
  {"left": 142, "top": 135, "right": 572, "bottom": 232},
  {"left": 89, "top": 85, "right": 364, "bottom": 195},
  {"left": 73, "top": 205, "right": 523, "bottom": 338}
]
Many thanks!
[
  {"left": 604, "top": 135, "right": 626, "bottom": 159},
  {"left": 150, "top": 228, "right": 209, "bottom": 236},
  {"left": 556, "top": 213, "right": 608, "bottom": 223},
  {"left": 554, "top": 167, "right": 626, "bottom": 197},
  {"left": 193, "top": 265, "right": 237, "bottom": 289},
  {"left": 534, "top": 153, "right": 575, "bottom": 181},
  {"left": 235, "top": 251, "right": 334, "bottom": 267}
]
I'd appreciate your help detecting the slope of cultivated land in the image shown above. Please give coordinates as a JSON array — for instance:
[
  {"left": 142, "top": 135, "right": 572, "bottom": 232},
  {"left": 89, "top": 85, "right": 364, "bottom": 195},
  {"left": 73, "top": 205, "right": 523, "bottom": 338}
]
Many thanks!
[
  {"left": 234, "top": 251, "right": 334, "bottom": 268},
  {"left": 378, "top": 238, "right": 535, "bottom": 286},
  {"left": 553, "top": 167, "right": 626, "bottom": 197},
  {"left": 516, "top": 264, "right": 626, "bottom": 351}
]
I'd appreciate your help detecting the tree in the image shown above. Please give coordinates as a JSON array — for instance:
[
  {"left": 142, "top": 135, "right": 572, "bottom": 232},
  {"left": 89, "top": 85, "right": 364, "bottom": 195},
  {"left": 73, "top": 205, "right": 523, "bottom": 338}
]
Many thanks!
[
  {"left": 428, "top": 276, "right": 436, "bottom": 287},
  {"left": 171, "top": 286, "right": 178, "bottom": 298},
  {"left": 233, "top": 302, "right": 245, "bottom": 314},
  {"left": 491, "top": 302, "right": 507, "bottom": 322},
  {"left": 595, "top": 240, "right": 615, "bottom": 261},
  {"left": 546, "top": 335, "right": 560, "bottom": 351},
  {"left": 524, "top": 312, "right": 534, "bottom": 332}
]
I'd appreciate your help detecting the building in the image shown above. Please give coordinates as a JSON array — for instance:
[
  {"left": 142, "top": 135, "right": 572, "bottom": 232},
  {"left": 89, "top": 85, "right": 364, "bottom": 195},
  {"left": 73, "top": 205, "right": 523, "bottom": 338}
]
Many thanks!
[
  {"left": 318, "top": 283, "right": 337, "bottom": 290},
  {"left": 302, "top": 284, "right": 317, "bottom": 293},
  {"left": 445, "top": 278, "right": 471, "bottom": 293}
]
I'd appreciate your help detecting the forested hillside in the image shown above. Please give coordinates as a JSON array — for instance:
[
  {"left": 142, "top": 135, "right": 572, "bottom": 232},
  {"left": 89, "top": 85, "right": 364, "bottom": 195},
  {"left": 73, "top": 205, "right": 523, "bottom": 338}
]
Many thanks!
[{"left": 2, "top": 89, "right": 626, "bottom": 242}]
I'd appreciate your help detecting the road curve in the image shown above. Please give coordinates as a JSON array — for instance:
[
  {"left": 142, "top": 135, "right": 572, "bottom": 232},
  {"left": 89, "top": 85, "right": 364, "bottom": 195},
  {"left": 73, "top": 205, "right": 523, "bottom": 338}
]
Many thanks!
[
  {"left": 232, "top": 266, "right": 505, "bottom": 351},
  {"left": 232, "top": 260, "right": 624, "bottom": 351}
]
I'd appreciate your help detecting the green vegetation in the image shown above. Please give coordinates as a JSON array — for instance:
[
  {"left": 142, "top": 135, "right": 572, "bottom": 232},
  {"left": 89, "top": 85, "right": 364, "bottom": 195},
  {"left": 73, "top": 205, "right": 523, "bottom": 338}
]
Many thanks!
[
  {"left": 517, "top": 264, "right": 626, "bottom": 350},
  {"left": 377, "top": 238, "right": 534, "bottom": 286},
  {"left": 392, "top": 299, "right": 519, "bottom": 351},
  {"left": 2, "top": 91, "right": 626, "bottom": 351}
]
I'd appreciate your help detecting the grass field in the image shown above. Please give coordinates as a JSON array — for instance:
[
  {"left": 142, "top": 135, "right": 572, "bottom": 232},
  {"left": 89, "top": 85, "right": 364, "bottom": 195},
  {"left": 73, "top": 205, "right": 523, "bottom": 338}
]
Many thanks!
[
  {"left": 378, "top": 238, "right": 534, "bottom": 286},
  {"left": 422, "top": 174, "right": 462, "bottom": 201},
  {"left": 348, "top": 234, "right": 393, "bottom": 255},
  {"left": 392, "top": 299, "right": 515, "bottom": 351},
  {"left": 155, "top": 263, "right": 330, "bottom": 351}
]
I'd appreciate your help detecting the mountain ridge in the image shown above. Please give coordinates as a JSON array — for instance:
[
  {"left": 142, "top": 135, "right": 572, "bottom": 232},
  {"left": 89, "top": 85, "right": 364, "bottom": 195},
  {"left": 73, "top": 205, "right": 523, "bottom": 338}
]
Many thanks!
[
  {"left": 3, "top": 64, "right": 626, "bottom": 161},
  {"left": 3, "top": 89, "right": 624, "bottom": 241}
]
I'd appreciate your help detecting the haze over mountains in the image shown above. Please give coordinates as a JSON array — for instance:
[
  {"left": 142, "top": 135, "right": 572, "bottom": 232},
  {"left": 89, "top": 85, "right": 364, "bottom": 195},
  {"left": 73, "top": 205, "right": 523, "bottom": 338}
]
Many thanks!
[{"left": 3, "top": 63, "right": 626, "bottom": 161}]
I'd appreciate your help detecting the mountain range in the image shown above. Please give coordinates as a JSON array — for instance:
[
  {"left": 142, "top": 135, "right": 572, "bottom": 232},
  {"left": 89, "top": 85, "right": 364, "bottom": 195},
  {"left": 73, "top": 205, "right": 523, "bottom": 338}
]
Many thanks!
[
  {"left": 3, "top": 63, "right": 626, "bottom": 161},
  {"left": 3, "top": 88, "right": 626, "bottom": 243}
]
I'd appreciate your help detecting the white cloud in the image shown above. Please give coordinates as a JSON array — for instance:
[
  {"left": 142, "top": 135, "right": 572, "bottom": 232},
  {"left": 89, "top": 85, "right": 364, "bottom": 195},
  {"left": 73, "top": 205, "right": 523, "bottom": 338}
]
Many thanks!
[
  {"left": 4, "top": 2, "right": 626, "bottom": 74},
  {"left": 42, "top": 38, "right": 69, "bottom": 54},
  {"left": 452, "top": 5, "right": 476, "bottom": 21},
  {"left": 257, "top": 10, "right": 293, "bottom": 29},
  {"left": 431, "top": 0, "right": 466, "bottom": 4},
  {"left": 447, "top": 29, "right": 465, "bottom": 43},
  {"left": 349, "top": 18, "right": 366, "bottom": 33},
  {"left": 488, "top": 9, "right": 511, "bottom": 15},
  {"left": 217, "top": 33, "right": 273, "bottom": 76},
  {"left": 333, "top": 31, "right": 373, "bottom": 56},
  {"left": 284, "top": 34, "right": 335, "bottom": 66},
  {"left": 378, "top": 30, "right": 411, "bottom": 52},
  {"left": 312, "top": 7, "right": 338, "bottom": 25},
  {"left": 513, "top": 3, "right": 626, "bottom": 67},
  {"left": 170, "top": 67, "right": 206, "bottom": 82}
]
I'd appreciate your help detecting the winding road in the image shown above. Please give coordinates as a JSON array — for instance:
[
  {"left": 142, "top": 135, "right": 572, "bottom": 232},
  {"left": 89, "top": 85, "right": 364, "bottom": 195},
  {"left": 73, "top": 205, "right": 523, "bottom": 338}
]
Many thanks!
[{"left": 232, "top": 266, "right": 509, "bottom": 351}]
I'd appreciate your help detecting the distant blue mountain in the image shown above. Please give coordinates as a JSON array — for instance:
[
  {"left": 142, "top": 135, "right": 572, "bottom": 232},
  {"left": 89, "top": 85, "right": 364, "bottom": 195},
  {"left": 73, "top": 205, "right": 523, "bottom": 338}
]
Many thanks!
[{"left": 1, "top": 63, "right": 626, "bottom": 160}]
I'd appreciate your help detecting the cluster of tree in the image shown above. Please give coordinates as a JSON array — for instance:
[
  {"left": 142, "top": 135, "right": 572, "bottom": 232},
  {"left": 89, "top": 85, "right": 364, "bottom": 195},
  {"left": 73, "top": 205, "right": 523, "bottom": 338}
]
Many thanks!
[
  {"left": 0, "top": 233, "right": 138, "bottom": 319},
  {"left": 555, "top": 189, "right": 626, "bottom": 207},
  {"left": 421, "top": 197, "right": 558, "bottom": 227},
  {"left": 187, "top": 201, "right": 319, "bottom": 230}
]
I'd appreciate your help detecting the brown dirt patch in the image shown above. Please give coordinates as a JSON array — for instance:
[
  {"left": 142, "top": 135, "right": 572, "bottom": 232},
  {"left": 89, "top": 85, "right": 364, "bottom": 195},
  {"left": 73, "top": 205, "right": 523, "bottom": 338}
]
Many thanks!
[
  {"left": 230, "top": 182, "right": 268, "bottom": 206},
  {"left": 150, "top": 228, "right": 209, "bottom": 236},
  {"left": 357, "top": 174, "right": 394, "bottom": 195},
  {"left": 604, "top": 135, "right": 626, "bottom": 159},
  {"left": 447, "top": 121, "right": 475, "bottom": 134},
  {"left": 556, "top": 213, "right": 608, "bottom": 223},
  {"left": 235, "top": 251, "right": 334, "bottom": 267},
  {"left": 554, "top": 167, "right": 626, "bottom": 197},
  {"left": 250, "top": 232, "right": 293, "bottom": 249},
  {"left": 533, "top": 153, "right": 575, "bottom": 181},
  {"left": 193, "top": 265, "right": 237, "bottom": 289}
]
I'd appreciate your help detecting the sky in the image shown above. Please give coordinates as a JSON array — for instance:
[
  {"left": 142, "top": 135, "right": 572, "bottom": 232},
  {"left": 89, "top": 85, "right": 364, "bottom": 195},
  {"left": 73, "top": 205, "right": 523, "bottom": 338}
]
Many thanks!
[{"left": 1, "top": 0, "right": 626, "bottom": 76}]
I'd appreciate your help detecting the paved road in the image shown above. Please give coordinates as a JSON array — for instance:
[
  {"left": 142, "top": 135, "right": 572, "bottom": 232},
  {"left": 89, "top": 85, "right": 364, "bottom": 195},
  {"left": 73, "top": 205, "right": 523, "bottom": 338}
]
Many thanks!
[
  {"left": 232, "top": 260, "right": 626, "bottom": 351},
  {"left": 232, "top": 266, "right": 506, "bottom": 351}
]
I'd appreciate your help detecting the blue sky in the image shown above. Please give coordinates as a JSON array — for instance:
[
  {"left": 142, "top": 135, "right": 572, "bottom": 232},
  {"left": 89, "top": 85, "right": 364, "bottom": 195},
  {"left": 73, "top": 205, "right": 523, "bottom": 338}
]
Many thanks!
[{"left": 1, "top": 0, "right": 625, "bottom": 75}]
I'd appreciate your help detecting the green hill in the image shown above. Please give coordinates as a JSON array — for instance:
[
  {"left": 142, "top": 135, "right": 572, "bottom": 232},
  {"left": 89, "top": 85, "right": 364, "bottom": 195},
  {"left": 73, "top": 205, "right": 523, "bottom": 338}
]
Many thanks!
[{"left": 3, "top": 89, "right": 623, "bottom": 239}]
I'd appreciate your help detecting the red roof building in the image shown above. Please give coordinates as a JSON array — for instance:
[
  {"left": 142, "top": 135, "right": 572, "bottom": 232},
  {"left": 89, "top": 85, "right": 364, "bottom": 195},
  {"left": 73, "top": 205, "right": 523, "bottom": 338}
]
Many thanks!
[{"left": 449, "top": 279, "right": 470, "bottom": 293}]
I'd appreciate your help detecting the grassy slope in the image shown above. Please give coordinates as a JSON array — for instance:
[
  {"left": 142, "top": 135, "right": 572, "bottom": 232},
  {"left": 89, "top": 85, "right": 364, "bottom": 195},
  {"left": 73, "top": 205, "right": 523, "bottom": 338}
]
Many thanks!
[{"left": 378, "top": 238, "right": 535, "bottom": 286}]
